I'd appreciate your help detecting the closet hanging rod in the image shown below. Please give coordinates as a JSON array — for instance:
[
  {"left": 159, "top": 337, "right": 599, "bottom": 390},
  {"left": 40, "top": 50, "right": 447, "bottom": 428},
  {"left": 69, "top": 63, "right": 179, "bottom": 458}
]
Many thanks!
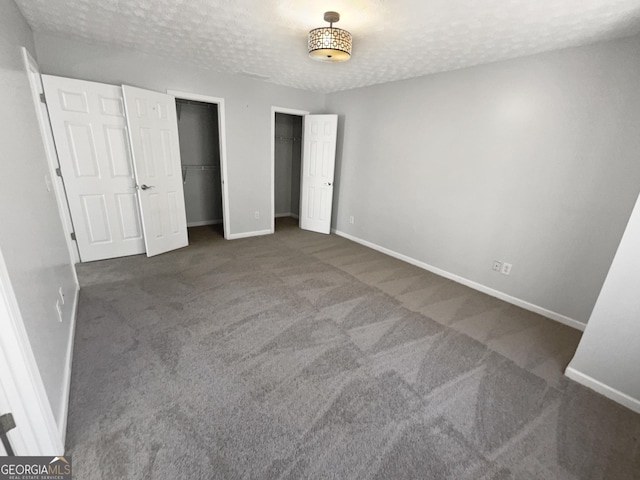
[
  {"left": 181, "top": 165, "right": 218, "bottom": 184},
  {"left": 181, "top": 165, "right": 218, "bottom": 169},
  {"left": 275, "top": 136, "right": 300, "bottom": 141}
]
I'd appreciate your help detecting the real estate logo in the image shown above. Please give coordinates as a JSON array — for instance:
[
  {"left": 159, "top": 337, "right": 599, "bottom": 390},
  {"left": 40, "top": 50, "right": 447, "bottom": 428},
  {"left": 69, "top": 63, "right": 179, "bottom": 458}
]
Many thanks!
[{"left": 0, "top": 456, "right": 71, "bottom": 480}]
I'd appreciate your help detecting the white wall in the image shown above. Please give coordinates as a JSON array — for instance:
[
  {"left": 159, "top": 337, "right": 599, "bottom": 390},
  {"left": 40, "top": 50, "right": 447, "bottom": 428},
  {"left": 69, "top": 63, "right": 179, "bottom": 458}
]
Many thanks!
[
  {"left": 33, "top": 33, "right": 326, "bottom": 237},
  {"left": 566, "top": 192, "right": 640, "bottom": 413},
  {"left": 326, "top": 35, "right": 640, "bottom": 325},
  {"left": 177, "top": 101, "right": 223, "bottom": 226},
  {"left": 0, "top": 1, "right": 77, "bottom": 434}
]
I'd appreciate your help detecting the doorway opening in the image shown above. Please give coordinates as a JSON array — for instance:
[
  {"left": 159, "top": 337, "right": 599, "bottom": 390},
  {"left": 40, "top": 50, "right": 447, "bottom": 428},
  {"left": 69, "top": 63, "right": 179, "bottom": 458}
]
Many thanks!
[
  {"left": 274, "top": 113, "right": 303, "bottom": 231},
  {"left": 170, "top": 90, "right": 230, "bottom": 242},
  {"left": 271, "top": 107, "right": 308, "bottom": 233},
  {"left": 176, "top": 98, "right": 223, "bottom": 240}
]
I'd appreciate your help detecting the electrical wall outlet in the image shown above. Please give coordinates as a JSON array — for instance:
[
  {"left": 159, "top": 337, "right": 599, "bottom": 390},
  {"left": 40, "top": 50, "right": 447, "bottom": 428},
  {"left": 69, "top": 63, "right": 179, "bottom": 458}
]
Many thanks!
[
  {"left": 349, "top": 215, "right": 354, "bottom": 224},
  {"left": 501, "top": 262, "right": 512, "bottom": 275},
  {"left": 492, "top": 260, "right": 502, "bottom": 272},
  {"left": 254, "top": 211, "right": 260, "bottom": 220}
]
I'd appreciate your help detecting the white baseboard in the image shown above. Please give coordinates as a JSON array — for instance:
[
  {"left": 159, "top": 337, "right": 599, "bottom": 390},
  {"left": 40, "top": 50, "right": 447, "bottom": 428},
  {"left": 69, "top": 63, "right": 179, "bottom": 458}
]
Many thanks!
[
  {"left": 187, "top": 219, "right": 223, "bottom": 227},
  {"left": 565, "top": 367, "right": 640, "bottom": 414},
  {"left": 58, "top": 283, "right": 79, "bottom": 446},
  {"left": 333, "top": 229, "right": 585, "bottom": 332},
  {"left": 275, "top": 213, "right": 299, "bottom": 219},
  {"left": 227, "top": 229, "right": 272, "bottom": 240}
]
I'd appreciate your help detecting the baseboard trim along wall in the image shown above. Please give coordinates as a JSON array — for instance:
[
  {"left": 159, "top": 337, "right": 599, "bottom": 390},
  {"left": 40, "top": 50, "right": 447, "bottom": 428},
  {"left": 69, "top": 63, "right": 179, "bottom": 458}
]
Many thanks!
[
  {"left": 565, "top": 367, "right": 640, "bottom": 414},
  {"left": 333, "top": 229, "right": 586, "bottom": 332},
  {"left": 58, "top": 284, "right": 80, "bottom": 445},
  {"left": 227, "top": 229, "right": 272, "bottom": 240}
]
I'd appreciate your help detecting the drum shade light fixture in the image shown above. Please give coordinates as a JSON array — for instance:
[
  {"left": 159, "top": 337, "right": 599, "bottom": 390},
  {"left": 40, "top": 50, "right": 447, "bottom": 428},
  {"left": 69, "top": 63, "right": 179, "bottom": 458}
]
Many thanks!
[{"left": 308, "top": 11, "right": 352, "bottom": 62}]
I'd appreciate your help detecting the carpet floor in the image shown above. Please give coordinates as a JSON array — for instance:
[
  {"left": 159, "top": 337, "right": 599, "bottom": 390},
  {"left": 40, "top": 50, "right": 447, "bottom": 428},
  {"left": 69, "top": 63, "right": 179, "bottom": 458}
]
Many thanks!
[{"left": 68, "top": 217, "right": 640, "bottom": 479}]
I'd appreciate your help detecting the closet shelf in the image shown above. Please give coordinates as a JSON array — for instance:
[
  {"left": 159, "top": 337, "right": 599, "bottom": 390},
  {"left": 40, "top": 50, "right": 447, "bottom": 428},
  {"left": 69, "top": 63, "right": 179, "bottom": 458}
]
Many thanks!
[{"left": 182, "top": 165, "right": 218, "bottom": 170}]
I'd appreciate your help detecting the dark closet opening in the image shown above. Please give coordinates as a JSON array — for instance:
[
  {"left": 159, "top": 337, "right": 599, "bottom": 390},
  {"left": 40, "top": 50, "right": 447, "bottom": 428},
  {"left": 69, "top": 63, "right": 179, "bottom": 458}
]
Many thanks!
[
  {"left": 274, "top": 112, "right": 303, "bottom": 231},
  {"left": 176, "top": 98, "right": 224, "bottom": 239}
]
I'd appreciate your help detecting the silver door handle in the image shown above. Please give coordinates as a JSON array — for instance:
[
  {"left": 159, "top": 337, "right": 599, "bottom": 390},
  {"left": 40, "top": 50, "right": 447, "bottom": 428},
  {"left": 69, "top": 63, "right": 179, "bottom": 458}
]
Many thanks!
[{"left": 140, "top": 184, "right": 154, "bottom": 190}]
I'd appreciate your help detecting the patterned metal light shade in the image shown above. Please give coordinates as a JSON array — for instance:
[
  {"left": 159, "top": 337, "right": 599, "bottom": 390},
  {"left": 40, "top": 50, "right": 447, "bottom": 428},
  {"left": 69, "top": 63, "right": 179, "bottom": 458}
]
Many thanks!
[{"left": 308, "top": 12, "right": 352, "bottom": 62}]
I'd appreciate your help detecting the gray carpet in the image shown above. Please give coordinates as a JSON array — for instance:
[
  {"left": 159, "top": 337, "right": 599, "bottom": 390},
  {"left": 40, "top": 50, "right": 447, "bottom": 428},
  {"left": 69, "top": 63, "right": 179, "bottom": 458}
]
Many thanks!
[{"left": 68, "top": 217, "right": 640, "bottom": 479}]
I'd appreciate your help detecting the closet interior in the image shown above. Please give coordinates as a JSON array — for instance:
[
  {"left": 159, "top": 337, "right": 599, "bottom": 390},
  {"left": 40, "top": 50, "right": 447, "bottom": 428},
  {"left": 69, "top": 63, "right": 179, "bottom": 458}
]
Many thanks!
[
  {"left": 176, "top": 98, "right": 224, "bottom": 237},
  {"left": 274, "top": 113, "right": 303, "bottom": 228}
]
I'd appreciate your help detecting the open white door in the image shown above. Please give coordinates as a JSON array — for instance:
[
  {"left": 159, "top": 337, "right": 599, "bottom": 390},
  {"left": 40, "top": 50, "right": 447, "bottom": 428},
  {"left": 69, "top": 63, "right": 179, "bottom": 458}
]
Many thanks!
[
  {"left": 122, "top": 86, "right": 188, "bottom": 257},
  {"left": 299, "top": 114, "right": 338, "bottom": 234},
  {"left": 42, "top": 75, "right": 145, "bottom": 262}
]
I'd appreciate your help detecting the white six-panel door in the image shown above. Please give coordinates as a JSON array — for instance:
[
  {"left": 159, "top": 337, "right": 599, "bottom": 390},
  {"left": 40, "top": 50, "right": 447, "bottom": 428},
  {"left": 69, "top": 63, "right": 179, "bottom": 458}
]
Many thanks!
[
  {"left": 122, "top": 86, "right": 188, "bottom": 257},
  {"left": 42, "top": 75, "right": 145, "bottom": 262},
  {"left": 300, "top": 114, "right": 338, "bottom": 234}
]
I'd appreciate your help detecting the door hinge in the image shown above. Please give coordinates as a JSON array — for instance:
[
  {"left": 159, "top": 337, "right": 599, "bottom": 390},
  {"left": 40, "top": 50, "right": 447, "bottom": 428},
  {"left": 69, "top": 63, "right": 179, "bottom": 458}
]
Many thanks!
[
  {"left": 55, "top": 167, "right": 62, "bottom": 177},
  {"left": 70, "top": 232, "right": 76, "bottom": 241},
  {"left": 39, "top": 92, "right": 46, "bottom": 104},
  {"left": 0, "top": 412, "right": 16, "bottom": 456}
]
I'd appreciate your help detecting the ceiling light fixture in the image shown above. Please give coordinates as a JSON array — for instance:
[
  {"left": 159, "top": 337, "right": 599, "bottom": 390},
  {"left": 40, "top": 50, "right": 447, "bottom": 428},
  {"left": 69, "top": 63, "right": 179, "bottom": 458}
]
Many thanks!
[{"left": 308, "top": 11, "right": 352, "bottom": 62}]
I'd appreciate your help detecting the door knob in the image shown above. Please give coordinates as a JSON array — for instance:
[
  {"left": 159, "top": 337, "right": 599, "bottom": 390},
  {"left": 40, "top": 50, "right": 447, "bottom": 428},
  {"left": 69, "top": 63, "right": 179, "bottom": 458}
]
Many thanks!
[
  {"left": 324, "top": 182, "right": 332, "bottom": 186},
  {"left": 140, "top": 184, "right": 154, "bottom": 190}
]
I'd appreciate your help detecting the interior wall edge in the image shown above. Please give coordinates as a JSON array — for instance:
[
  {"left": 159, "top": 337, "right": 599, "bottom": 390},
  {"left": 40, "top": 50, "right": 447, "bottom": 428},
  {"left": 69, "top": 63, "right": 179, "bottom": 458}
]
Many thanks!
[
  {"left": 0, "top": 248, "right": 62, "bottom": 455},
  {"left": 565, "top": 366, "right": 640, "bottom": 415},
  {"left": 333, "top": 228, "right": 586, "bottom": 332}
]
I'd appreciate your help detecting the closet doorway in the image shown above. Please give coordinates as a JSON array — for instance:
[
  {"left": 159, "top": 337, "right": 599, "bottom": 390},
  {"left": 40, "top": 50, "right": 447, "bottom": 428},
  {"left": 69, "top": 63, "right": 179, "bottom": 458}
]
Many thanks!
[
  {"left": 271, "top": 107, "right": 308, "bottom": 232},
  {"left": 170, "top": 90, "right": 230, "bottom": 240}
]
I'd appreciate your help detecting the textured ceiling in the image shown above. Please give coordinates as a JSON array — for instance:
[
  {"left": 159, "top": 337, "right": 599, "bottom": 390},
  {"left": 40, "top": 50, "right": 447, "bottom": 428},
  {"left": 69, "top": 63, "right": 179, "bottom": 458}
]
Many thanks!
[{"left": 15, "top": 0, "right": 640, "bottom": 93}]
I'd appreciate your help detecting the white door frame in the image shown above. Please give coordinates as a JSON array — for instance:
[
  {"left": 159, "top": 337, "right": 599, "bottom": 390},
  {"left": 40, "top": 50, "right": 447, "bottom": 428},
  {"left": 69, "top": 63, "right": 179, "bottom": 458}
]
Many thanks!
[
  {"left": 270, "top": 106, "right": 309, "bottom": 233},
  {"left": 0, "top": 249, "right": 63, "bottom": 455},
  {"left": 21, "top": 48, "right": 80, "bottom": 266},
  {"left": 167, "top": 90, "right": 231, "bottom": 240}
]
